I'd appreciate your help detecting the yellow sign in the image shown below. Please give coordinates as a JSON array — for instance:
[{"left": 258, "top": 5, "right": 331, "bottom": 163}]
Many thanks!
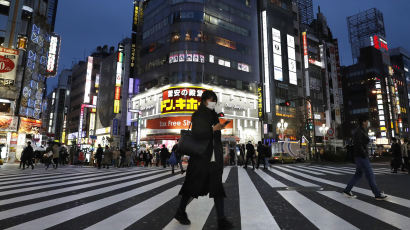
[
  {"left": 161, "top": 86, "right": 206, "bottom": 114},
  {"left": 114, "top": 100, "right": 120, "bottom": 113},
  {"left": 257, "top": 87, "right": 263, "bottom": 118}
]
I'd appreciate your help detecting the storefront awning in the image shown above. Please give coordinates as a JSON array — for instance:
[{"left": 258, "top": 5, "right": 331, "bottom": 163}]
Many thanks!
[{"left": 141, "top": 135, "right": 240, "bottom": 142}]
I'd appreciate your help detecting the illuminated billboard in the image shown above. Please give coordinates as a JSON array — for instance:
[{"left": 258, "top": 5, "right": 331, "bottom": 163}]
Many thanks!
[
  {"left": 114, "top": 44, "right": 124, "bottom": 114},
  {"left": 161, "top": 86, "right": 206, "bottom": 114},
  {"left": 272, "top": 28, "right": 283, "bottom": 81},
  {"left": 83, "top": 56, "right": 93, "bottom": 103},
  {"left": 287, "top": 35, "right": 297, "bottom": 85},
  {"left": 261, "top": 11, "right": 271, "bottom": 113},
  {"left": 46, "top": 34, "right": 60, "bottom": 76},
  {"left": 302, "top": 32, "right": 309, "bottom": 69},
  {"left": 0, "top": 47, "right": 19, "bottom": 87}
]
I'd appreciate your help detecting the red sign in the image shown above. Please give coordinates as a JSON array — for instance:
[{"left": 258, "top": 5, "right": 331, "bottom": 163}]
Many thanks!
[
  {"left": 0, "top": 56, "right": 15, "bottom": 73},
  {"left": 115, "top": 86, "right": 121, "bottom": 100},
  {"left": 146, "top": 116, "right": 233, "bottom": 130},
  {"left": 161, "top": 87, "right": 207, "bottom": 114}
]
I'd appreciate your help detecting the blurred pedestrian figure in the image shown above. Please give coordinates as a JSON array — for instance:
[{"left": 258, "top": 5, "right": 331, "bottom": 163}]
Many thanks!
[
  {"left": 119, "top": 148, "right": 126, "bottom": 167},
  {"left": 229, "top": 144, "right": 235, "bottom": 166},
  {"left": 112, "top": 148, "right": 120, "bottom": 167},
  {"left": 401, "top": 139, "right": 409, "bottom": 173},
  {"left": 155, "top": 149, "right": 160, "bottom": 167},
  {"left": 44, "top": 143, "right": 54, "bottom": 170},
  {"left": 343, "top": 116, "right": 387, "bottom": 200},
  {"left": 78, "top": 150, "right": 85, "bottom": 167},
  {"left": 256, "top": 141, "right": 266, "bottom": 169},
  {"left": 21, "top": 142, "right": 34, "bottom": 170},
  {"left": 95, "top": 144, "right": 103, "bottom": 169},
  {"left": 103, "top": 145, "right": 113, "bottom": 169},
  {"left": 264, "top": 143, "right": 272, "bottom": 168},
  {"left": 239, "top": 144, "right": 245, "bottom": 165},
  {"left": 391, "top": 138, "right": 401, "bottom": 173},
  {"left": 244, "top": 141, "right": 255, "bottom": 170},
  {"left": 160, "top": 144, "right": 169, "bottom": 168},
  {"left": 52, "top": 142, "right": 60, "bottom": 169},
  {"left": 171, "top": 141, "right": 185, "bottom": 174}
]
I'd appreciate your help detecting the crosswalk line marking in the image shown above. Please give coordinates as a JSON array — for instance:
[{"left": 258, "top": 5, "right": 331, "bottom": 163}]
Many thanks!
[
  {"left": 0, "top": 169, "right": 143, "bottom": 196},
  {"left": 0, "top": 169, "right": 119, "bottom": 188},
  {"left": 270, "top": 167, "right": 320, "bottom": 187},
  {"left": 308, "top": 166, "right": 354, "bottom": 174},
  {"left": 85, "top": 185, "right": 182, "bottom": 230},
  {"left": 162, "top": 167, "right": 232, "bottom": 230},
  {"left": 0, "top": 169, "right": 158, "bottom": 206},
  {"left": 283, "top": 165, "right": 326, "bottom": 175},
  {"left": 0, "top": 166, "right": 156, "bottom": 186},
  {"left": 0, "top": 170, "right": 172, "bottom": 220},
  {"left": 277, "top": 166, "right": 410, "bottom": 209},
  {"left": 254, "top": 169, "right": 287, "bottom": 188},
  {"left": 295, "top": 166, "right": 344, "bottom": 175},
  {"left": 331, "top": 166, "right": 389, "bottom": 173},
  {"left": 239, "top": 168, "right": 281, "bottom": 230},
  {"left": 319, "top": 191, "right": 410, "bottom": 229},
  {"left": 4, "top": 174, "right": 184, "bottom": 230},
  {"left": 320, "top": 166, "right": 384, "bottom": 175},
  {"left": 278, "top": 191, "right": 358, "bottom": 230}
]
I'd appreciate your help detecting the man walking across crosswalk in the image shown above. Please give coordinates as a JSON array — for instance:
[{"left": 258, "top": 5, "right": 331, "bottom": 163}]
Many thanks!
[{"left": 343, "top": 116, "right": 387, "bottom": 200}]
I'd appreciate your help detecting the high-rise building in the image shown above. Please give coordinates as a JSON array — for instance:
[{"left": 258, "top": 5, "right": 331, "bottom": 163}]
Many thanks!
[
  {"left": 130, "top": 0, "right": 262, "bottom": 147},
  {"left": 347, "top": 8, "right": 386, "bottom": 63},
  {"left": 258, "top": 0, "right": 304, "bottom": 143},
  {"left": 303, "top": 8, "right": 343, "bottom": 143},
  {"left": 0, "top": 0, "right": 59, "bottom": 162},
  {"left": 342, "top": 45, "right": 403, "bottom": 144},
  {"left": 390, "top": 47, "right": 410, "bottom": 138},
  {"left": 295, "top": 0, "right": 313, "bottom": 27}
]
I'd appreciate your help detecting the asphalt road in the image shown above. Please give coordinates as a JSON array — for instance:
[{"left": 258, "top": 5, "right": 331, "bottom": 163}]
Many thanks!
[{"left": 0, "top": 162, "right": 408, "bottom": 230}]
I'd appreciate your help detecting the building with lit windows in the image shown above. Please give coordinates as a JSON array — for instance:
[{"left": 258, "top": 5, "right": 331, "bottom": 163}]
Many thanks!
[
  {"left": 0, "top": 0, "right": 59, "bottom": 162},
  {"left": 258, "top": 0, "right": 305, "bottom": 144},
  {"left": 131, "top": 0, "right": 261, "bottom": 147}
]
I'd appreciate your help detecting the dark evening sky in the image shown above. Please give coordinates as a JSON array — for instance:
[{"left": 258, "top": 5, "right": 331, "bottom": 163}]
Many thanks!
[{"left": 47, "top": 0, "right": 410, "bottom": 92}]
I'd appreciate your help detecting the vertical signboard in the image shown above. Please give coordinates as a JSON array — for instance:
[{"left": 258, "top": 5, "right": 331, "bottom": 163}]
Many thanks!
[
  {"left": 258, "top": 86, "right": 263, "bottom": 119},
  {"left": 84, "top": 56, "right": 93, "bottom": 103},
  {"left": 261, "top": 11, "right": 270, "bottom": 113},
  {"left": 0, "top": 47, "right": 19, "bottom": 86},
  {"left": 114, "top": 44, "right": 124, "bottom": 114},
  {"left": 46, "top": 34, "right": 60, "bottom": 76},
  {"left": 113, "top": 118, "right": 119, "bottom": 136},
  {"left": 287, "top": 35, "right": 297, "bottom": 85},
  {"left": 302, "top": 32, "right": 309, "bottom": 69},
  {"left": 272, "top": 28, "right": 283, "bottom": 81}
]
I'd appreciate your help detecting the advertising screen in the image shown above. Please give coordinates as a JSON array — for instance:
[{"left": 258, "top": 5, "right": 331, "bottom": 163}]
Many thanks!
[{"left": 0, "top": 47, "right": 19, "bottom": 87}]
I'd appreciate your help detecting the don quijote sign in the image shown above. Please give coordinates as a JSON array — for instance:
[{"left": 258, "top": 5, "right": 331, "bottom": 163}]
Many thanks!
[
  {"left": 161, "top": 87, "right": 206, "bottom": 114},
  {"left": 0, "top": 47, "right": 19, "bottom": 87}
]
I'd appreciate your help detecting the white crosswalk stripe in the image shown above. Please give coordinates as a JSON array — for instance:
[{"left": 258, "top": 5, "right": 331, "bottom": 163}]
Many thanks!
[
  {"left": 278, "top": 190, "right": 358, "bottom": 230},
  {"left": 163, "top": 167, "right": 232, "bottom": 230},
  {"left": 283, "top": 165, "right": 326, "bottom": 175},
  {"left": 0, "top": 164, "right": 409, "bottom": 230},
  {"left": 238, "top": 167, "right": 281, "bottom": 230},
  {"left": 319, "top": 191, "right": 410, "bottom": 229}
]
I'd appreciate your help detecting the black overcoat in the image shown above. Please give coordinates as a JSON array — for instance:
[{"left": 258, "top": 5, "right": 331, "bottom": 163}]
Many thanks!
[{"left": 179, "top": 104, "right": 225, "bottom": 198}]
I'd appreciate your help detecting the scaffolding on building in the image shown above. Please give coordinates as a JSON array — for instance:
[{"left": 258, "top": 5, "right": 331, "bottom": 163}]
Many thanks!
[
  {"left": 347, "top": 8, "right": 386, "bottom": 62},
  {"left": 295, "top": 0, "right": 313, "bottom": 26}
]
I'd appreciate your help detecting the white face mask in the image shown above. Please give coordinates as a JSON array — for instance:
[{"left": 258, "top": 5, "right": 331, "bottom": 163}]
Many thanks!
[
  {"left": 206, "top": 102, "right": 217, "bottom": 110},
  {"left": 367, "top": 121, "right": 371, "bottom": 128}
]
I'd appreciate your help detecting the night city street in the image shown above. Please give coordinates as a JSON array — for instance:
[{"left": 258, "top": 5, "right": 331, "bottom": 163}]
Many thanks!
[
  {"left": 0, "top": 163, "right": 409, "bottom": 230},
  {"left": 1, "top": 0, "right": 410, "bottom": 229}
]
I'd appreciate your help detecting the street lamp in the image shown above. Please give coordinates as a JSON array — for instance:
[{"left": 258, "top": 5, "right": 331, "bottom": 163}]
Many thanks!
[
  {"left": 277, "top": 119, "right": 288, "bottom": 141},
  {"left": 319, "top": 124, "right": 329, "bottom": 146}
]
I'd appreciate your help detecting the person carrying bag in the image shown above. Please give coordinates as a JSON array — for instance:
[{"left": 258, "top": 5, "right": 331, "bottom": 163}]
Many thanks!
[{"left": 173, "top": 90, "right": 233, "bottom": 229}]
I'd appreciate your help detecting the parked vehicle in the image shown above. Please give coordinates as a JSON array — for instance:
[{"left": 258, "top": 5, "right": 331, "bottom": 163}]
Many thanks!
[{"left": 271, "top": 152, "right": 296, "bottom": 164}]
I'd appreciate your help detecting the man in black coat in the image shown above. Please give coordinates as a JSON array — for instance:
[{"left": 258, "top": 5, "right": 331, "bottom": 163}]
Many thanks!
[
  {"left": 174, "top": 90, "right": 233, "bottom": 229},
  {"left": 343, "top": 116, "right": 387, "bottom": 200},
  {"left": 95, "top": 144, "right": 103, "bottom": 169},
  {"left": 160, "top": 145, "right": 169, "bottom": 168},
  {"left": 21, "top": 142, "right": 34, "bottom": 170},
  {"left": 171, "top": 141, "right": 185, "bottom": 174},
  {"left": 244, "top": 141, "right": 255, "bottom": 170},
  {"left": 391, "top": 138, "right": 401, "bottom": 173}
]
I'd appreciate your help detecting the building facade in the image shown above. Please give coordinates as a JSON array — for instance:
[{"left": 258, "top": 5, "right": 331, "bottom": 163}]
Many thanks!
[{"left": 0, "top": 0, "right": 59, "bottom": 162}]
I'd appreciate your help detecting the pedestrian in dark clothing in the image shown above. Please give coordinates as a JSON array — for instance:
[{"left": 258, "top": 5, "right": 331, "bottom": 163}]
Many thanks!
[
  {"left": 160, "top": 145, "right": 169, "bottom": 168},
  {"left": 403, "top": 140, "right": 410, "bottom": 174},
  {"left": 343, "top": 116, "right": 387, "bottom": 200},
  {"left": 155, "top": 151, "right": 160, "bottom": 167},
  {"left": 95, "top": 144, "right": 103, "bottom": 169},
  {"left": 119, "top": 148, "right": 126, "bottom": 167},
  {"left": 103, "top": 146, "right": 113, "bottom": 169},
  {"left": 256, "top": 141, "right": 266, "bottom": 169},
  {"left": 391, "top": 138, "right": 401, "bottom": 173},
  {"left": 244, "top": 141, "right": 255, "bottom": 170},
  {"left": 21, "top": 142, "right": 34, "bottom": 170},
  {"left": 144, "top": 150, "right": 152, "bottom": 167},
  {"left": 171, "top": 142, "right": 185, "bottom": 174},
  {"left": 264, "top": 143, "right": 272, "bottom": 168},
  {"left": 238, "top": 144, "right": 245, "bottom": 165},
  {"left": 229, "top": 144, "right": 236, "bottom": 166},
  {"left": 52, "top": 142, "right": 60, "bottom": 169},
  {"left": 174, "top": 90, "right": 233, "bottom": 229}
]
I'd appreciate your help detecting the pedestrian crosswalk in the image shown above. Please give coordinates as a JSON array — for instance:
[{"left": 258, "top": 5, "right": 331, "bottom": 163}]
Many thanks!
[{"left": 0, "top": 163, "right": 408, "bottom": 230}]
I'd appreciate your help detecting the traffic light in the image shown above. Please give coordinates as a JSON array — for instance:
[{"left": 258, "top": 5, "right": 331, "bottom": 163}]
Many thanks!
[{"left": 279, "top": 101, "right": 291, "bottom": 107}]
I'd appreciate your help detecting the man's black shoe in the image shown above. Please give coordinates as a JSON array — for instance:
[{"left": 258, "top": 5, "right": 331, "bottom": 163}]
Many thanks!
[
  {"left": 174, "top": 209, "right": 191, "bottom": 225},
  {"left": 218, "top": 217, "right": 234, "bottom": 230}
]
